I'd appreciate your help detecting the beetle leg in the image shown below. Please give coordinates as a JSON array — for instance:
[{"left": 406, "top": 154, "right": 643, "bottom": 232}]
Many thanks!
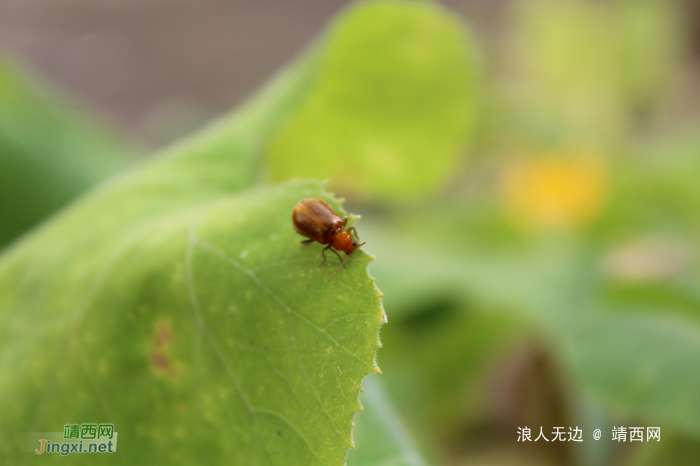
[
  {"left": 328, "top": 254, "right": 350, "bottom": 282},
  {"left": 300, "top": 239, "right": 314, "bottom": 246},
  {"left": 347, "top": 226, "right": 360, "bottom": 240},
  {"left": 331, "top": 248, "right": 344, "bottom": 266},
  {"left": 343, "top": 216, "right": 348, "bottom": 228},
  {"left": 320, "top": 245, "right": 343, "bottom": 268}
]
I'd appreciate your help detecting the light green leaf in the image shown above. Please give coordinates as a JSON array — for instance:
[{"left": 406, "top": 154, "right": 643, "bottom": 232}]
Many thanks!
[
  {"left": 0, "top": 25, "right": 384, "bottom": 466},
  {"left": 0, "top": 58, "right": 133, "bottom": 248},
  {"left": 266, "top": 0, "right": 476, "bottom": 200},
  {"left": 348, "top": 377, "right": 428, "bottom": 466},
  {"left": 563, "top": 309, "right": 700, "bottom": 435}
]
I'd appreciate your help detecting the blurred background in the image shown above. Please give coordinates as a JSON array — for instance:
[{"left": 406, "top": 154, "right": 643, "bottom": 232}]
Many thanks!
[
  {"left": 0, "top": 0, "right": 503, "bottom": 144},
  {"left": 2, "top": 0, "right": 700, "bottom": 465}
]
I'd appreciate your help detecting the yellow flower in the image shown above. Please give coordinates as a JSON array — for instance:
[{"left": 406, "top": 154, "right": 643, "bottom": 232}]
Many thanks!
[{"left": 500, "top": 153, "right": 608, "bottom": 231}]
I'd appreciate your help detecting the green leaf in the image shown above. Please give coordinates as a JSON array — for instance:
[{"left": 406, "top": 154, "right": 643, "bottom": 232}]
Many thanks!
[
  {"left": 266, "top": 0, "right": 476, "bottom": 200},
  {"left": 348, "top": 377, "right": 428, "bottom": 466},
  {"left": 0, "top": 58, "right": 133, "bottom": 249},
  {"left": 563, "top": 308, "right": 700, "bottom": 435},
  {"left": 0, "top": 27, "right": 384, "bottom": 466}
]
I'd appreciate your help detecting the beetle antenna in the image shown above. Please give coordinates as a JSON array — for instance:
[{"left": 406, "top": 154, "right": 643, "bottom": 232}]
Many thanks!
[{"left": 328, "top": 254, "right": 349, "bottom": 282}]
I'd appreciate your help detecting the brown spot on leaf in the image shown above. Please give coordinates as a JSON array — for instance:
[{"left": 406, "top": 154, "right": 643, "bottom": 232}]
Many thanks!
[
  {"left": 155, "top": 321, "right": 171, "bottom": 348},
  {"left": 150, "top": 352, "right": 169, "bottom": 369},
  {"left": 150, "top": 320, "right": 179, "bottom": 380}
]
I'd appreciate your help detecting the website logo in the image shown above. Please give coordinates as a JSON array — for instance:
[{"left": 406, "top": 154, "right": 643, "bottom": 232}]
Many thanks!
[{"left": 23, "top": 423, "right": 118, "bottom": 456}]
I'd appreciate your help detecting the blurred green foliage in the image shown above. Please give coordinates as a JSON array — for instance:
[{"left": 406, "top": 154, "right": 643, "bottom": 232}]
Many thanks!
[
  {"left": 0, "top": 59, "right": 132, "bottom": 249},
  {"left": 267, "top": 1, "right": 476, "bottom": 200},
  {"left": 1, "top": 0, "right": 700, "bottom": 465},
  {"left": 506, "top": 0, "right": 682, "bottom": 146}
]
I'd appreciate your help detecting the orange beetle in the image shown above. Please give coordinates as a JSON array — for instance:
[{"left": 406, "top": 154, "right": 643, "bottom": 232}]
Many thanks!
[{"left": 292, "top": 198, "right": 365, "bottom": 281}]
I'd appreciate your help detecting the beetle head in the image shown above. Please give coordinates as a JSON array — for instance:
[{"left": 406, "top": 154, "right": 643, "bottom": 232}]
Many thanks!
[{"left": 332, "top": 231, "right": 365, "bottom": 254}]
